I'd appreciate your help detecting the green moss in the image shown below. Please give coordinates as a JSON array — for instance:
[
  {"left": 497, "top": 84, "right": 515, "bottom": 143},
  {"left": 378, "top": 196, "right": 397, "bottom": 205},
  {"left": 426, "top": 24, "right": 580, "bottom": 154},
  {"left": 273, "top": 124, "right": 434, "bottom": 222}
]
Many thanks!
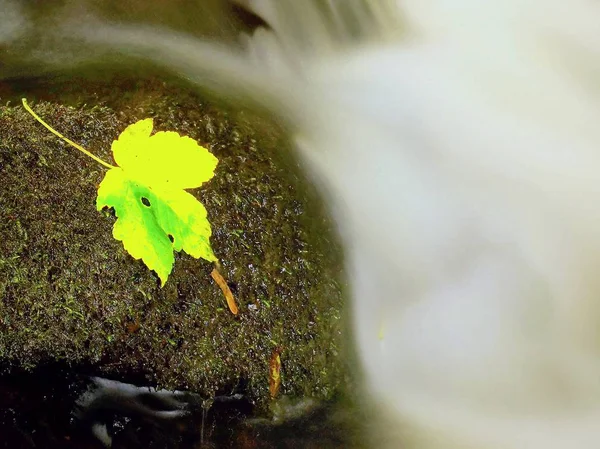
[{"left": 0, "top": 78, "right": 348, "bottom": 413}]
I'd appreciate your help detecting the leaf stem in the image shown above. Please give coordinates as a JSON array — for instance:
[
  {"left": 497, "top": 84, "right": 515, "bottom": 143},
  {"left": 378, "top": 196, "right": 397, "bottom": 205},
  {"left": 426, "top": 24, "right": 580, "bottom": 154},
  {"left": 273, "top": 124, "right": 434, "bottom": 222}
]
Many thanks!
[{"left": 22, "top": 98, "right": 117, "bottom": 170}]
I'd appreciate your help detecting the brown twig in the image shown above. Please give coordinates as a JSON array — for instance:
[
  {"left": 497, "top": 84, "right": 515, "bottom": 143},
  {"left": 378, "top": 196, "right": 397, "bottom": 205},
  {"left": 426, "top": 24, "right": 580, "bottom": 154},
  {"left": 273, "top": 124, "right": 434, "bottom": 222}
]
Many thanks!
[{"left": 210, "top": 267, "right": 238, "bottom": 315}]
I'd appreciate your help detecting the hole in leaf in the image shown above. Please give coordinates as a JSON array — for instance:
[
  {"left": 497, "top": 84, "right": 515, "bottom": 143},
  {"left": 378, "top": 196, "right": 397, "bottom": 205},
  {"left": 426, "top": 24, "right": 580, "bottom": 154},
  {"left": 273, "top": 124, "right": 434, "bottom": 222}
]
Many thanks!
[
  {"left": 168, "top": 234, "right": 174, "bottom": 243},
  {"left": 101, "top": 206, "right": 116, "bottom": 217},
  {"left": 141, "top": 197, "right": 151, "bottom": 207}
]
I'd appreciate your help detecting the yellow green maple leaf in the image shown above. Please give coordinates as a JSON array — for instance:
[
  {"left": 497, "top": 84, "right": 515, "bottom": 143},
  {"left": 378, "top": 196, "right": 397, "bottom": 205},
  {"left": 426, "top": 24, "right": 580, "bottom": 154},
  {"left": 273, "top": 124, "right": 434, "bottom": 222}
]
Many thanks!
[
  {"left": 97, "top": 119, "right": 218, "bottom": 286},
  {"left": 22, "top": 99, "right": 218, "bottom": 286}
]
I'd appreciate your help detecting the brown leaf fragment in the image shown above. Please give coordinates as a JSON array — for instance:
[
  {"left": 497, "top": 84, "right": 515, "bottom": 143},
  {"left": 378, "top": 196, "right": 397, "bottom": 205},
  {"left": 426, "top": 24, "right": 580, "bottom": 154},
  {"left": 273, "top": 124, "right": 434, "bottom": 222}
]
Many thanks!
[
  {"left": 211, "top": 267, "right": 239, "bottom": 315},
  {"left": 269, "top": 348, "right": 282, "bottom": 398}
]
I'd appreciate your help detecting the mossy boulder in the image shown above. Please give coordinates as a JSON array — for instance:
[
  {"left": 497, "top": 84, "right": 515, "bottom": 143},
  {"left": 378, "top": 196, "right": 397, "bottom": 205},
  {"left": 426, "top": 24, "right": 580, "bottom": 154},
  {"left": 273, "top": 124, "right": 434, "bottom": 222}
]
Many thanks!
[{"left": 0, "top": 79, "right": 346, "bottom": 412}]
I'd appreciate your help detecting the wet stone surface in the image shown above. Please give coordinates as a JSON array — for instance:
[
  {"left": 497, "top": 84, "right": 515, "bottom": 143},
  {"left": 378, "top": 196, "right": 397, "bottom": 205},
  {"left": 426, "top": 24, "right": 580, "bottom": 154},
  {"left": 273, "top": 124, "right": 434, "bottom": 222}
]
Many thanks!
[{"left": 0, "top": 76, "right": 348, "bottom": 415}]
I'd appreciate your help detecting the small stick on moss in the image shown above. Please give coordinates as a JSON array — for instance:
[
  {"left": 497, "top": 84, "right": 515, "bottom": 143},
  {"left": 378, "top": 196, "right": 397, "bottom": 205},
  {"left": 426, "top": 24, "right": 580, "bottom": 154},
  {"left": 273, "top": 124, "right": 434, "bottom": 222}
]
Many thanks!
[
  {"left": 269, "top": 347, "right": 282, "bottom": 398},
  {"left": 211, "top": 267, "right": 238, "bottom": 315}
]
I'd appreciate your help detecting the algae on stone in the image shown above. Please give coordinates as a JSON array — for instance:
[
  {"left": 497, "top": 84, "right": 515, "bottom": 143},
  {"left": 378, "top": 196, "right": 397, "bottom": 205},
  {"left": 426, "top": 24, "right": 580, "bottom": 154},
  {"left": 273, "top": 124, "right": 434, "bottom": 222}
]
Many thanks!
[{"left": 0, "top": 78, "right": 347, "bottom": 412}]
